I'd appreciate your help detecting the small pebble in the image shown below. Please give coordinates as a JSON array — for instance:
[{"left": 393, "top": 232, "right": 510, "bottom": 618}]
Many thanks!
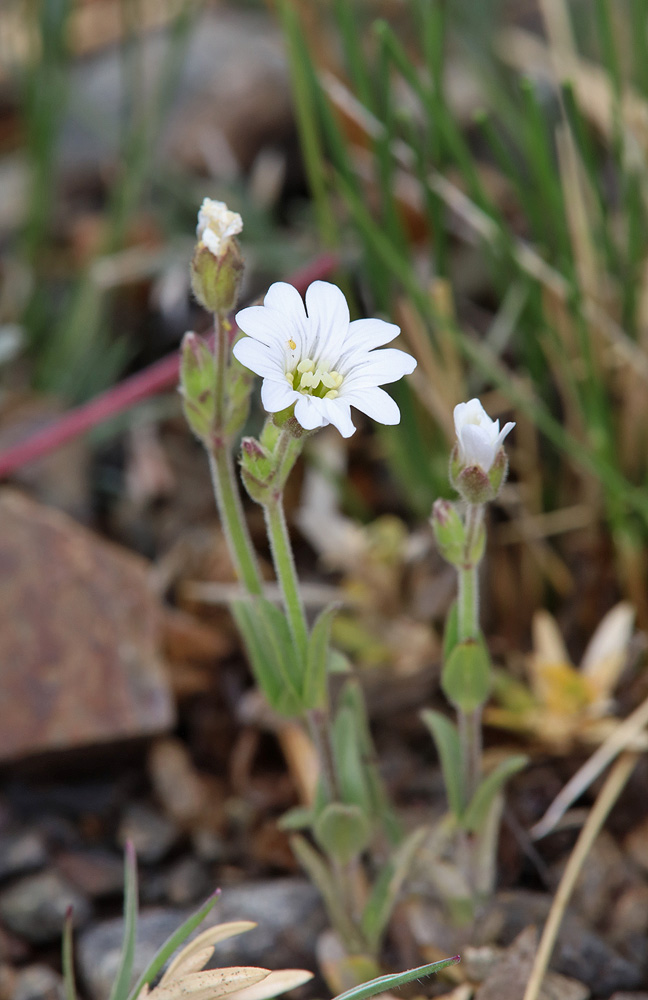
[{"left": 0, "top": 871, "right": 91, "bottom": 945}]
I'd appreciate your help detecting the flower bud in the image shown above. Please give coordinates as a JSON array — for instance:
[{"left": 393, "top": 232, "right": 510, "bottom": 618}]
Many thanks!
[
  {"left": 450, "top": 444, "right": 510, "bottom": 505},
  {"left": 431, "top": 499, "right": 465, "bottom": 567},
  {"left": 191, "top": 198, "right": 244, "bottom": 314},
  {"left": 239, "top": 436, "right": 276, "bottom": 504},
  {"left": 450, "top": 398, "right": 514, "bottom": 505},
  {"left": 191, "top": 237, "right": 244, "bottom": 315},
  {"left": 179, "top": 332, "right": 216, "bottom": 442}
]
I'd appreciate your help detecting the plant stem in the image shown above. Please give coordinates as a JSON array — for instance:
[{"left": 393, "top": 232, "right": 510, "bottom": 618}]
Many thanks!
[
  {"left": 457, "top": 502, "right": 485, "bottom": 805},
  {"left": 265, "top": 495, "right": 309, "bottom": 661},
  {"left": 206, "top": 312, "right": 263, "bottom": 597},
  {"left": 207, "top": 447, "right": 263, "bottom": 596}
]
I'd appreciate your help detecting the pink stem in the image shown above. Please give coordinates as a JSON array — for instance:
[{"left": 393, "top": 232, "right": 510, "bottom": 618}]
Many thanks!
[{"left": 0, "top": 253, "right": 339, "bottom": 477}]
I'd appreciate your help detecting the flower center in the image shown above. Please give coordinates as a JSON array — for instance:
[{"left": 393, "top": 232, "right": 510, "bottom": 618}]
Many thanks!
[{"left": 286, "top": 358, "right": 344, "bottom": 399}]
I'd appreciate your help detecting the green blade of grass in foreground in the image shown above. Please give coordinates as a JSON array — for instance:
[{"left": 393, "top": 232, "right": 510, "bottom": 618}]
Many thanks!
[
  {"left": 108, "top": 842, "right": 139, "bottom": 1000},
  {"left": 126, "top": 889, "right": 221, "bottom": 1000},
  {"left": 333, "top": 956, "right": 461, "bottom": 1000}
]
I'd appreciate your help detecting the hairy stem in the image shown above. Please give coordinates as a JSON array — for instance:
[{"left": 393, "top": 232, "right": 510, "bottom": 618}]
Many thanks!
[
  {"left": 207, "top": 313, "right": 263, "bottom": 597},
  {"left": 457, "top": 502, "right": 485, "bottom": 806}
]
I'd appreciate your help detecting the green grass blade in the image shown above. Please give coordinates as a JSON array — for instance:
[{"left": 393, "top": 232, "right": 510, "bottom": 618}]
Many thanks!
[
  {"left": 332, "top": 956, "right": 461, "bottom": 1000},
  {"left": 126, "top": 889, "right": 221, "bottom": 1000},
  {"left": 62, "top": 907, "right": 78, "bottom": 1000},
  {"left": 108, "top": 842, "right": 139, "bottom": 1000}
]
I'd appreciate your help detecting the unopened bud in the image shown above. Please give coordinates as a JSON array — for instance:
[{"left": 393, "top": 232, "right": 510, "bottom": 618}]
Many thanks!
[
  {"left": 450, "top": 443, "right": 509, "bottom": 505},
  {"left": 431, "top": 499, "right": 465, "bottom": 567},
  {"left": 179, "top": 332, "right": 216, "bottom": 442},
  {"left": 191, "top": 237, "right": 244, "bottom": 315},
  {"left": 239, "top": 436, "right": 276, "bottom": 504}
]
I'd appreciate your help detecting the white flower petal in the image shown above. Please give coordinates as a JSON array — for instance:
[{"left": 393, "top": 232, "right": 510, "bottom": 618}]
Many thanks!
[
  {"left": 261, "top": 379, "right": 299, "bottom": 412},
  {"left": 321, "top": 398, "right": 356, "bottom": 437},
  {"left": 294, "top": 396, "right": 327, "bottom": 430},
  {"left": 459, "top": 424, "right": 498, "bottom": 472},
  {"left": 341, "top": 348, "right": 417, "bottom": 387},
  {"left": 235, "top": 306, "right": 289, "bottom": 348},
  {"left": 263, "top": 283, "right": 308, "bottom": 353},
  {"left": 232, "top": 338, "right": 285, "bottom": 379},
  {"left": 495, "top": 421, "right": 516, "bottom": 450},
  {"left": 454, "top": 398, "right": 491, "bottom": 437},
  {"left": 305, "top": 281, "right": 350, "bottom": 361},
  {"left": 345, "top": 317, "right": 401, "bottom": 352},
  {"left": 344, "top": 386, "right": 401, "bottom": 425}
]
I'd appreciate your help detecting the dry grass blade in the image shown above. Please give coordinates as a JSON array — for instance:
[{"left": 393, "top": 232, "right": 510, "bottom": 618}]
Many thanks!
[
  {"left": 160, "top": 923, "right": 257, "bottom": 985},
  {"left": 522, "top": 752, "right": 638, "bottom": 1000},
  {"left": 531, "top": 691, "right": 648, "bottom": 839},
  {"left": 226, "top": 969, "right": 314, "bottom": 1000},
  {"left": 150, "top": 968, "right": 270, "bottom": 1000}
]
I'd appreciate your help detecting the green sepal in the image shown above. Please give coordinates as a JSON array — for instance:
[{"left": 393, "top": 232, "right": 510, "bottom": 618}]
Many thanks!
[
  {"left": 441, "top": 638, "right": 492, "bottom": 713},
  {"left": 314, "top": 802, "right": 371, "bottom": 865},
  {"left": 461, "top": 755, "right": 528, "bottom": 833},
  {"left": 231, "top": 597, "right": 304, "bottom": 717},
  {"left": 420, "top": 709, "right": 464, "bottom": 819}
]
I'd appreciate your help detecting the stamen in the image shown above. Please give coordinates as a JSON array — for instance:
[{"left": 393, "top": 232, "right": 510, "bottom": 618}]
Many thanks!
[
  {"left": 324, "top": 389, "right": 339, "bottom": 399},
  {"left": 297, "top": 359, "right": 315, "bottom": 373}
]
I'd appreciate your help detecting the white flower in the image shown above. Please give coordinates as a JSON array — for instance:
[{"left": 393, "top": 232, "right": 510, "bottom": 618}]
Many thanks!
[
  {"left": 232, "top": 281, "right": 417, "bottom": 438},
  {"left": 196, "top": 198, "right": 243, "bottom": 257},
  {"left": 454, "top": 398, "right": 515, "bottom": 472}
]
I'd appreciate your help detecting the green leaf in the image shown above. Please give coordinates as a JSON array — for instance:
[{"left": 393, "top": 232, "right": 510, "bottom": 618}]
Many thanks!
[
  {"left": 108, "top": 843, "right": 138, "bottom": 1000},
  {"left": 441, "top": 639, "right": 492, "bottom": 713},
  {"left": 290, "top": 835, "right": 366, "bottom": 952},
  {"left": 361, "top": 826, "right": 428, "bottom": 953},
  {"left": 336, "top": 681, "right": 402, "bottom": 842},
  {"left": 126, "top": 890, "right": 220, "bottom": 1000},
  {"left": 332, "top": 704, "right": 372, "bottom": 816},
  {"left": 304, "top": 603, "right": 339, "bottom": 709},
  {"left": 442, "top": 601, "right": 459, "bottom": 662},
  {"left": 314, "top": 803, "right": 371, "bottom": 866},
  {"left": 62, "top": 907, "right": 77, "bottom": 1000},
  {"left": 420, "top": 709, "right": 464, "bottom": 819},
  {"left": 231, "top": 598, "right": 303, "bottom": 717},
  {"left": 462, "top": 755, "right": 528, "bottom": 834},
  {"left": 277, "top": 806, "right": 313, "bottom": 831},
  {"left": 332, "top": 956, "right": 461, "bottom": 1000}
]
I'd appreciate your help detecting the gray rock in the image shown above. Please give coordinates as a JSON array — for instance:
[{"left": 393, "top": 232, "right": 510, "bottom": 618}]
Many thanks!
[
  {"left": 165, "top": 857, "right": 210, "bottom": 906},
  {"left": 12, "top": 964, "right": 65, "bottom": 1000},
  {"left": 0, "top": 871, "right": 91, "bottom": 944},
  {"left": 118, "top": 804, "right": 180, "bottom": 865},
  {"left": 55, "top": 849, "right": 125, "bottom": 899},
  {"left": 0, "top": 831, "right": 47, "bottom": 882},
  {"left": 78, "top": 878, "right": 324, "bottom": 1000}
]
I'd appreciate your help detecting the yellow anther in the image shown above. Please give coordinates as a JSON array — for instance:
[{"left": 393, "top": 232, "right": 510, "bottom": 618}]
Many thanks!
[
  {"left": 331, "top": 371, "right": 344, "bottom": 388},
  {"left": 285, "top": 371, "right": 294, "bottom": 386},
  {"left": 297, "top": 359, "right": 315, "bottom": 373},
  {"left": 287, "top": 338, "right": 296, "bottom": 351},
  {"left": 320, "top": 371, "right": 337, "bottom": 389},
  {"left": 324, "top": 389, "right": 339, "bottom": 399}
]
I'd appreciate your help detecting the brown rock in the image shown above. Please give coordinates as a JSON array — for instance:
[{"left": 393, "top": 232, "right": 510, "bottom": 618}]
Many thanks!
[
  {"left": 0, "top": 489, "right": 174, "bottom": 761},
  {"left": 474, "top": 927, "right": 589, "bottom": 1000}
]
